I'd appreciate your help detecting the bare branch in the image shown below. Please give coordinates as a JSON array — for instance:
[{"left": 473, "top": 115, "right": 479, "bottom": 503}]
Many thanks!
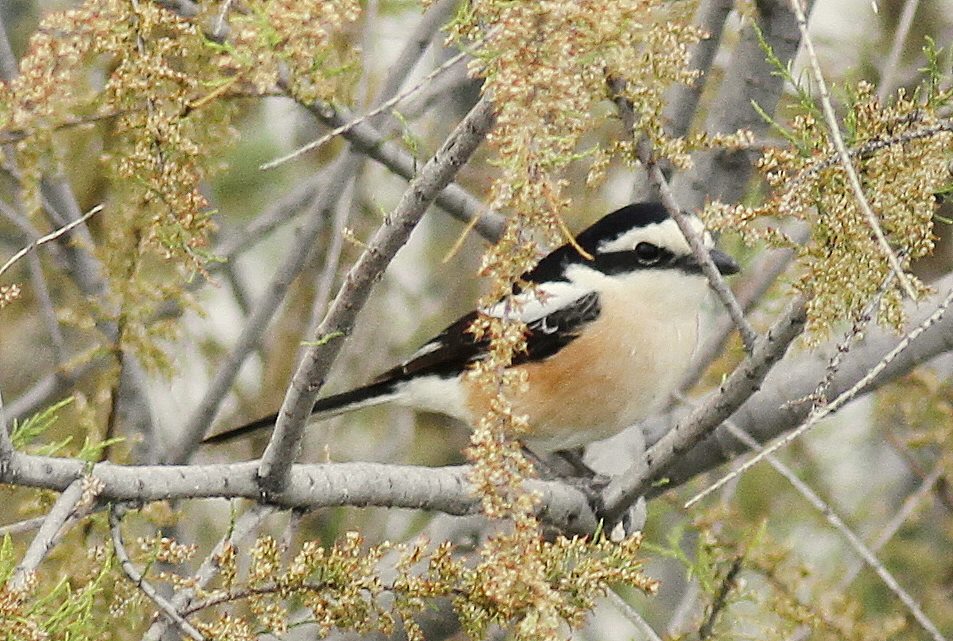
[
  {"left": 110, "top": 505, "right": 206, "bottom": 641},
  {"left": 672, "top": 0, "right": 810, "bottom": 211},
  {"left": 0, "top": 386, "right": 12, "bottom": 485},
  {"left": 262, "top": 51, "right": 471, "bottom": 171},
  {"left": 789, "top": 0, "right": 917, "bottom": 300},
  {"left": 606, "top": 590, "right": 665, "bottom": 641},
  {"left": 663, "top": 0, "right": 735, "bottom": 139},
  {"left": 657, "top": 272, "right": 953, "bottom": 493},
  {"left": 602, "top": 295, "right": 808, "bottom": 521},
  {"left": 5, "top": 359, "right": 97, "bottom": 425},
  {"left": 257, "top": 96, "right": 497, "bottom": 494},
  {"left": 721, "top": 423, "right": 948, "bottom": 641},
  {"left": 0, "top": 204, "right": 103, "bottom": 279},
  {"left": 165, "top": 153, "right": 360, "bottom": 464},
  {"left": 610, "top": 79, "right": 758, "bottom": 353},
  {"left": 8, "top": 479, "right": 92, "bottom": 591},
  {"left": 0, "top": 455, "right": 596, "bottom": 533},
  {"left": 638, "top": 136, "right": 759, "bottom": 353},
  {"left": 27, "top": 251, "right": 66, "bottom": 362},
  {"left": 687, "top": 281, "right": 953, "bottom": 507},
  {"left": 840, "top": 460, "right": 946, "bottom": 588},
  {"left": 878, "top": 0, "right": 922, "bottom": 102}
]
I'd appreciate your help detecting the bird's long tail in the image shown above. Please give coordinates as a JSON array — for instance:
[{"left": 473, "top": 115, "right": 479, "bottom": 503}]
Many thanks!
[{"left": 201, "top": 379, "right": 401, "bottom": 445}]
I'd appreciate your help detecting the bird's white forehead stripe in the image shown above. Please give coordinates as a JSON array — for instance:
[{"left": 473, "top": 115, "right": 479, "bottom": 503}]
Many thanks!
[{"left": 597, "top": 216, "right": 712, "bottom": 255}]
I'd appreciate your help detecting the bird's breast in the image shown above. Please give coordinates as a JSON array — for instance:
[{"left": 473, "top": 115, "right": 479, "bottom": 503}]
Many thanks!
[{"left": 463, "top": 284, "right": 703, "bottom": 452}]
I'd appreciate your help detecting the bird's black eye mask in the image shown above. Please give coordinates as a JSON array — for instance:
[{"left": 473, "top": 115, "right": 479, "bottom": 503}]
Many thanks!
[{"left": 588, "top": 247, "right": 681, "bottom": 276}]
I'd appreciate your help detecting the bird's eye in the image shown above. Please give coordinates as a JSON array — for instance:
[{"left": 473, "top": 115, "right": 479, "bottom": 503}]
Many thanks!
[{"left": 634, "top": 242, "right": 662, "bottom": 264}]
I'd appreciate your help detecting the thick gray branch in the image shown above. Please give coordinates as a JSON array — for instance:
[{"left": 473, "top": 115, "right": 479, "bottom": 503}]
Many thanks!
[
  {"left": 165, "top": 153, "right": 361, "bottom": 464},
  {"left": 653, "top": 274, "right": 953, "bottom": 493},
  {"left": 0, "top": 455, "right": 595, "bottom": 533}
]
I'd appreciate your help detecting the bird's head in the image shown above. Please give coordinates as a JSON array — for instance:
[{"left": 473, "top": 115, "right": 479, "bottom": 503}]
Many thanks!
[{"left": 528, "top": 202, "right": 740, "bottom": 285}]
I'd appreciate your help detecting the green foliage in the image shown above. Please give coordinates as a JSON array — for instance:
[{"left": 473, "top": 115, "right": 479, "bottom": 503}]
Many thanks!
[
  {"left": 0, "top": 544, "right": 118, "bottom": 641},
  {"left": 10, "top": 398, "right": 123, "bottom": 461},
  {"left": 10, "top": 397, "right": 74, "bottom": 452}
]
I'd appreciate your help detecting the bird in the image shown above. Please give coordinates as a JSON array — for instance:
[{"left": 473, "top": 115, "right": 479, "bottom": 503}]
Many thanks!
[{"left": 203, "top": 202, "right": 739, "bottom": 453}]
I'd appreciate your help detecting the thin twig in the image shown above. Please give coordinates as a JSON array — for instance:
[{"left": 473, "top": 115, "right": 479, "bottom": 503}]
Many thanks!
[
  {"left": 27, "top": 251, "right": 67, "bottom": 362},
  {"left": 605, "top": 590, "right": 665, "bottom": 641},
  {"left": 790, "top": 0, "right": 918, "bottom": 300},
  {"left": 0, "top": 204, "right": 103, "bottom": 279},
  {"left": 609, "top": 79, "right": 758, "bottom": 353},
  {"left": 301, "top": 176, "right": 355, "bottom": 362},
  {"left": 686, "top": 282, "right": 953, "bottom": 507},
  {"left": 110, "top": 505, "right": 206, "bottom": 641},
  {"left": 698, "top": 555, "right": 743, "bottom": 640},
  {"left": 309, "top": 102, "right": 505, "bottom": 240},
  {"left": 878, "top": 0, "right": 921, "bottom": 102},
  {"left": 261, "top": 48, "right": 472, "bottom": 170},
  {"left": 884, "top": 429, "right": 953, "bottom": 512},
  {"left": 0, "top": 515, "right": 47, "bottom": 537},
  {"left": 637, "top": 137, "right": 759, "bottom": 353},
  {"left": 9, "top": 479, "right": 91, "bottom": 591},
  {"left": 838, "top": 460, "right": 945, "bottom": 589},
  {"left": 680, "top": 224, "right": 809, "bottom": 392},
  {"left": 812, "top": 271, "right": 896, "bottom": 406},
  {"left": 722, "top": 423, "right": 948, "bottom": 641},
  {"left": 784, "top": 119, "right": 953, "bottom": 196},
  {"left": 257, "top": 96, "right": 497, "bottom": 494},
  {"left": 142, "top": 504, "right": 275, "bottom": 641}
]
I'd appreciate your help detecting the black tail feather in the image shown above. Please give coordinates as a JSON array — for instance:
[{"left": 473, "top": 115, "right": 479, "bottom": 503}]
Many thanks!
[{"left": 201, "top": 379, "right": 400, "bottom": 446}]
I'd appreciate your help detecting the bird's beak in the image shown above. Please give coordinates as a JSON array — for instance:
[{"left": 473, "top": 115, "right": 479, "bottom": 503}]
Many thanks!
[{"left": 710, "top": 248, "right": 740, "bottom": 275}]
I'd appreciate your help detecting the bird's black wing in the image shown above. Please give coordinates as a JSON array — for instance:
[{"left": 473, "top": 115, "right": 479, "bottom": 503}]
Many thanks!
[
  {"left": 203, "top": 292, "right": 601, "bottom": 445},
  {"left": 372, "top": 290, "right": 602, "bottom": 384}
]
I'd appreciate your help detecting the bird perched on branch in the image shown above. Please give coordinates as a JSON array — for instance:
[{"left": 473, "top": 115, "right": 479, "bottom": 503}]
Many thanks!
[{"left": 204, "top": 202, "right": 739, "bottom": 453}]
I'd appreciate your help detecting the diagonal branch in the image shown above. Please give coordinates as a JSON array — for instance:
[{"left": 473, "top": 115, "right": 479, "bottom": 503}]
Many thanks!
[
  {"left": 601, "top": 294, "right": 808, "bottom": 522},
  {"left": 653, "top": 272, "right": 953, "bottom": 492},
  {"left": 8, "top": 478, "right": 94, "bottom": 591},
  {"left": 0, "top": 204, "right": 103, "bottom": 278},
  {"left": 110, "top": 505, "right": 206, "bottom": 641},
  {"left": 308, "top": 102, "right": 505, "bottom": 241},
  {"left": 165, "top": 152, "right": 360, "bottom": 464},
  {"left": 257, "top": 96, "right": 497, "bottom": 494},
  {"left": 609, "top": 79, "right": 758, "bottom": 353},
  {"left": 789, "top": 0, "right": 918, "bottom": 300},
  {"left": 721, "top": 423, "right": 948, "bottom": 641},
  {"left": 686, "top": 281, "right": 953, "bottom": 507},
  {"left": 637, "top": 136, "right": 759, "bottom": 352}
]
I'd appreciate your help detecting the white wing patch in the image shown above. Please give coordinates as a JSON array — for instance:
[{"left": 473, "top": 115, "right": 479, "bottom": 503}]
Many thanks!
[
  {"left": 407, "top": 339, "right": 444, "bottom": 361},
  {"left": 483, "top": 280, "right": 596, "bottom": 324}
]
